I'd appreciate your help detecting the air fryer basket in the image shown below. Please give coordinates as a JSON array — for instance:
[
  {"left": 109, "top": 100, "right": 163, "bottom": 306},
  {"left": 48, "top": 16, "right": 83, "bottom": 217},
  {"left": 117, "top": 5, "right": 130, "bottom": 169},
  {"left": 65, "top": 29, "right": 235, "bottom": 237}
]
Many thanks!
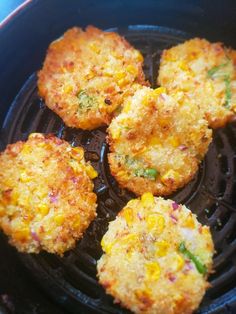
[{"left": 1, "top": 24, "right": 236, "bottom": 314}]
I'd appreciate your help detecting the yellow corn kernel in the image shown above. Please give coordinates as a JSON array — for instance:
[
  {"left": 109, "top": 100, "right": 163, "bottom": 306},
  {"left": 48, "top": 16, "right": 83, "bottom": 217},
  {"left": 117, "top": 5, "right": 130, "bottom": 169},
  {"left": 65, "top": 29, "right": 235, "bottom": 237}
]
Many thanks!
[
  {"left": 142, "top": 94, "right": 150, "bottom": 106},
  {"left": 54, "top": 214, "right": 65, "bottom": 225},
  {"left": 11, "top": 190, "right": 19, "bottom": 205},
  {"left": 117, "top": 78, "right": 128, "bottom": 88},
  {"left": 63, "top": 85, "right": 73, "bottom": 94},
  {"left": 155, "top": 240, "right": 169, "bottom": 257},
  {"left": 28, "top": 133, "right": 39, "bottom": 139},
  {"left": 202, "top": 226, "right": 210, "bottom": 235},
  {"left": 168, "top": 136, "right": 180, "bottom": 148},
  {"left": 179, "top": 61, "right": 188, "bottom": 71},
  {"left": 161, "top": 169, "right": 180, "bottom": 186},
  {"left": 145, "top": 261, "right": 161, "bottom": 281},
  {"left": 126, "top": 65, "right": 137, "bottom": 75},
  {"left": 117, "top": 170, "right": 128, "bottom": 180},
  {"left": 135, "top": 287, "right": 152, "bottom": 301},
  {"left": 134, "top": 50, "right": 144, "bottom": 62},
  {"left": 85, "top": 164, "right": 98, "bottom": 179},
  {"left": 165, "top": 53, "right": 176, "bottom": 62},
  {"left": 111, "top": 128, "right": 121, "bottom": 139},
  {"left": 71, "top": 147, "right": 84, "bottom": 160},
  {"left": 38, "top": 204, "right": 49, "bottom": 216},
  {"left": 158, "top": 118, "right": 169, "bottom": 128},
  {"left": 89, "top": 42, "right": 100, "bottom": 53},
  {"left": 182, "top": 214, "right": 195, "bottom": 229},
  {"left": 13, "top": 228, "right": 30, "bottom": 241},
  {"left": 123, "top": 100, "right": 131, "bottom": 113},
  {"left": 101, "top": 237, "right": 113, "bottom": 254},
  {"left": 20, "top": 172, "right": 31, "bottom": 183},
  {"left": 0, "top": 205, "right": 5, "bottom": 217},
  {"left": 72, "top": 216, "right": 81, "bottom": 229},
  {"left": 147, "top": 214, "right": 165, "bottom": 234},
  {"left": 115, "top": 71, "right": 126, "bottom": 80},
  {"left": 141, "top": 192, "right": 155, "bottom": 207},
  {"left": 153, "top": 87, "right": 166, "bottom": 97},
  {"left": 171, "top": 253, "right": 185, "bottom": 271},
  {"left": 21, "top": 144, "right": 31, "bottom": 154},
  {"left": 123, "top": 207, "right": 134, "bottom": 226},
  {"left": 149, "top": 136, "right": 161, "bottom": 146},
  {"left": 126, "top": 199, "right": 137, "bottom": 207}
]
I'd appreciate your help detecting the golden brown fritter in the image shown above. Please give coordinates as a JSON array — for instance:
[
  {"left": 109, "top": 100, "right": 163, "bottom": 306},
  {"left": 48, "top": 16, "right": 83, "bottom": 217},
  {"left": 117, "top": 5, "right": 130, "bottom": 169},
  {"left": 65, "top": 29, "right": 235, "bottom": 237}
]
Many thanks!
[
  {"left": 97, "top": 194, "right": 214, "bottom": 314},
  {"left": 0, "top": 133, "right": 97, "bottom": 255},
  {"left": 107, "top": 86, "right": 212, "bottom": 196},
  {"left": 158, "top": 38, "right": 236, "bottom": 128},
  {"left": 38, "top": 26, "right": 148, "bottom": 130}
]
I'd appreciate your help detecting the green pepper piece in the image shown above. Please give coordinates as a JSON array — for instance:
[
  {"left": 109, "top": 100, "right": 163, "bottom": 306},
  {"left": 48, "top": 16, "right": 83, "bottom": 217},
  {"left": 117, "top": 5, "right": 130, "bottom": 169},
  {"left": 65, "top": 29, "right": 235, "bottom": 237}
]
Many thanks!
[
  {"left": 179, "top": 242, "right": 207, "bottom": 275},
  {"left": 144, "top": 168, "right": 158, "bottom": 180},
  {"left": 224, "top": 75, "right": 232, "bottom": 109},
  {"left": 207, "top": 62, "right": 229, "bottom": 78},
  {"left": 77, "top": 90, "right": 97, "bottom": 111}
]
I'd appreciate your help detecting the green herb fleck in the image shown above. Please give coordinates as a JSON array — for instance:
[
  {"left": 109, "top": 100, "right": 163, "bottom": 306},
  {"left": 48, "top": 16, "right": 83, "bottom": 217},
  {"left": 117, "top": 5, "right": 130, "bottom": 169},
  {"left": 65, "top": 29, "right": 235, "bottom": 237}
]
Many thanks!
[
  {"left": 77, "top": 90, "right": 98, "bottom": 111},
  {"left": 224, "top": 75, "right": 232, "bottom": 108},
  {"left": 179, "top": 242, "right": 207, "bottom": 275}
]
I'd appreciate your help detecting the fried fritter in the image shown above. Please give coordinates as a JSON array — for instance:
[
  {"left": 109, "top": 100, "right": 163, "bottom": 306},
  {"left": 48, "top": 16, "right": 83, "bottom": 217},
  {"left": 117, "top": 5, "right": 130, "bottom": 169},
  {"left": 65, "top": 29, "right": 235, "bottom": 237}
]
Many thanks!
[
  {"left": 108, "top": 86, "right": 212, "bottom": 196},
  {"left": 0, "top": 133, "right": 97, "bottom": 255},
  {"left": 97, "top": 194, "right": 214, "bottom": 314},
  {"left": 158, "top": 38, "right": 236, "bottom": 128},
  {"left": 38, "top": 26, "right": 147, "bottom": 130}
]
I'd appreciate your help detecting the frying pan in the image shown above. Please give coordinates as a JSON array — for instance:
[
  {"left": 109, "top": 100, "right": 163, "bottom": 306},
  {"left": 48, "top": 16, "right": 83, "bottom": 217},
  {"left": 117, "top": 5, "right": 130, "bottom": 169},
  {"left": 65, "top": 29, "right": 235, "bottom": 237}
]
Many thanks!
[{"left": 0, "top": 1, "right": 236, "bottom": 313}]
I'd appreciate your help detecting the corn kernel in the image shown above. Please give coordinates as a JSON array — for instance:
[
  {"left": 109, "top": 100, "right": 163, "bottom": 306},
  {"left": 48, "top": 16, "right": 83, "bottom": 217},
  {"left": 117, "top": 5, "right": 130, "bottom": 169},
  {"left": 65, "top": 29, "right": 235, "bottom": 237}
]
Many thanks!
[
  {"left": 0, "top": 205, "right": 5, "bottom": 217},
  {"left": 141, "top": 192, "right": 155, "bottom": 207},
  {"left": 71, "top": 147, "right": 84, "bottom": 160},
  {"left": 117, "top": 78, "right": 128, "bottom": 88},
  {"left": 169, "top": 136, "right": 180, "bottom": 148},
  {"left": 135, "top": 288, "right": 152, "bottom": 301},
  {"left": 171, "top": 253, "right": 185, "bottom": 271},
  {"left": 38, "top": 204, "right": 49, "bottom": 216},
  {"left": 89, "top": 42, "right": 100, "bottom": 53},
  {"left": 161, "top": 170, "right": 180, "bottom": 186},
  {"left": 145, "top": 261, "right": 161, "bottom": 281},
  {"left": 126, "top": 65, "right": 137, "bottom": 75},
  {"left": 21, "top": 144, "right": 31, "bottom": 154},
  {"left": 147, "top": 214, "right": 165, "bottom": 234},
  {"left": 13, "top": 228, "right": 30, "bottom": 241},
  {"left": 149, "top": 136, "right": 161, "bottom": 146},
  {"left": 158, "top": 118, "right": 169, "bottom": 128},
  {"left": 155, "top": 240, "right": 169, "bottom": 257},
  {"left": 179, "top": 61, "right": 188, "bottom": 71},
  {"left": 111, "top": 128, "right": 121, "bottom": 139},
  {"left": 134, "top": 50, "right": 144, "bottom": 62},
  {"left": 63, "top": 85, "right": 73, "bottom": 94},
  {"left": 20, "top": 172, "right": 31, "bottom": 183},
  {"left": 85, "top": 164, "right": 98, "bottom": 179},
  {"left": 28, "top": 133, "right": 39, "bottom": 139},
  {"left": 153, "top": 87, "right": 166, "bottom": 97},
  {"left": 123, "top": 207, "right": 134, "bottom": 226},
  {"left": 73, "top": 216, "right": 81, "bottom": 229},
  {"left": 54, "top": 214, "right": 65, "bottom": 225},
  {"left": 123, "top": 100, "right": 131, "bottom": 113},
  {"left": 11, "top": 190, "right": 19, "bottom": 205},
  {"left": 101, "top": 237, "right": 113, "bottom": 254},
  {"left": 182, "top": 214, "right": 195, "bottom": 229},
  {"left": 126, "top": 199, "right": 137, "bottom": 207},
  {"left": 115, "top": 71, "right": 126, "bottom": 80}
]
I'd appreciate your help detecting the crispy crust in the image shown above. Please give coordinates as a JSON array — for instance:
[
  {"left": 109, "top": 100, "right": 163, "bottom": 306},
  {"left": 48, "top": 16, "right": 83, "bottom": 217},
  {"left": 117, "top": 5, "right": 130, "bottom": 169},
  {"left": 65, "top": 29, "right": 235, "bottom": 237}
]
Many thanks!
[
  {"left": 107, "top": 86, "right": 212, "bottom": 196},
  {"left": 97, "top": 196, "right": 214, "bottom": 314},
  {"left": 38, "top": 26, "right": 148, "bottom": 130},
  {"left": 0, "top": 133, "right": 97, "bottom": 255},
  {"left": 158, "top": 38, "right": 236, "bottom": 128}
]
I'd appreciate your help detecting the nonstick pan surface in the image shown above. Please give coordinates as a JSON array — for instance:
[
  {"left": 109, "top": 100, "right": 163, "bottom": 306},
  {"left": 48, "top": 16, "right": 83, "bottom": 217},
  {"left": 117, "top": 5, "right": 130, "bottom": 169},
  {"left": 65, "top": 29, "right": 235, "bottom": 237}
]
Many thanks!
[{"left": 1, "top": 24, "right": 236, "bottom": 314}]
